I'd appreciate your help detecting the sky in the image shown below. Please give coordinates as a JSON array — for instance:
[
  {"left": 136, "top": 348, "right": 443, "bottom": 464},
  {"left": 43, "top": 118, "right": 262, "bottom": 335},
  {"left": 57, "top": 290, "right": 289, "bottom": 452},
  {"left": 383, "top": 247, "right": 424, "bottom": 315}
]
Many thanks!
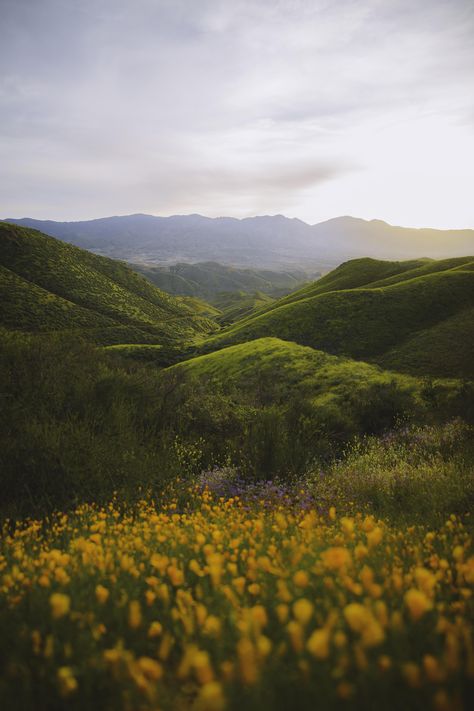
[{"left": 1, "top": 0, "right": 473, "bottom": 228}]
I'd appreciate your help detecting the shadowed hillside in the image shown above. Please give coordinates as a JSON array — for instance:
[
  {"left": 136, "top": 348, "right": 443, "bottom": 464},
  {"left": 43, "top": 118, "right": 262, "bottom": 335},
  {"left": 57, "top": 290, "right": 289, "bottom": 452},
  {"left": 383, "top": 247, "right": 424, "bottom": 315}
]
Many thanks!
[{"left": 0, "top": 222, "right": 216, "bottom": 345}]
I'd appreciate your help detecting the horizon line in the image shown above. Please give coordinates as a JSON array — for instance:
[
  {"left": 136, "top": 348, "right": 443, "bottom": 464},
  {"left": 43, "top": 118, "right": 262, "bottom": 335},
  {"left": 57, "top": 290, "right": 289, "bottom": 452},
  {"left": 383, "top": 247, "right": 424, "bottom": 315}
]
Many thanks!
[{"left": 3, "top": 213, "right": 474, "bottom": 232}]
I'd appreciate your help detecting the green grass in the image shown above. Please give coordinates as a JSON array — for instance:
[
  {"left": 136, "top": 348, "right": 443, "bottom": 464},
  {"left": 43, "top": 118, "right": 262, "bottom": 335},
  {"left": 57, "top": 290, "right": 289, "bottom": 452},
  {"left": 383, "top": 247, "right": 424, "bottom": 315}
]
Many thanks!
[
  {"left": 166, "top": 337, "right": 472, "bottom": 445},
  {"left": 170, "top": 337, "right": 418, "bottom": 405},
  {"left": 178, "top": 296, "right": 222, "bottom": 317},
  {"left": 0, "top": 222, "right": 217, "bottom": 345},
  {"left": 378, "top": 306, "right": 474, "bottom": 378},
  {"left": 212, "top": 290, "right": 275, "bottom": 324},
  {"left": 305, "top": 420, "right": 474, "bottom": 523},
  {"left": 102, "top": 343, "right": 180, "bottom": 366},
  {"left": 258, "top": 257, "right": 432, "bottom": 311},
  {"left": 202, "top": 262, "right": 474, "bottom": 378}
]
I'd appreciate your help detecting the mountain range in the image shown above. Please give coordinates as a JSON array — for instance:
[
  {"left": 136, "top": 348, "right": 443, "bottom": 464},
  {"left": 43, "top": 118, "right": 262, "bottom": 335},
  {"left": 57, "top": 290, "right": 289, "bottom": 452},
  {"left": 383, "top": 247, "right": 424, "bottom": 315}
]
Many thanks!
[{"left": 5, "top": 214, "right": 474, "bottom": 268}]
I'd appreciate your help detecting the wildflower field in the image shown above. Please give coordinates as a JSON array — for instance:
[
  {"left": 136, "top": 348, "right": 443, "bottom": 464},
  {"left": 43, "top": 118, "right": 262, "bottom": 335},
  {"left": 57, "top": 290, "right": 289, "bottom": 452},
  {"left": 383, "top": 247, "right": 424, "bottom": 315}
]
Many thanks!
[{"left": 0, "top": 487, "right": 472, "bottom": 711}]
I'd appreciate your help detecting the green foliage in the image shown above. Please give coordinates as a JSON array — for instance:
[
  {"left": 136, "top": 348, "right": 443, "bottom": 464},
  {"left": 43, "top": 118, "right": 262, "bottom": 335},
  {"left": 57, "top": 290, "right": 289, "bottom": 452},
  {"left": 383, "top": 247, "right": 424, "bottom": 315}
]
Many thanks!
[
  {"left": 378, "top": 307, "right": 474, "bottom": 378},
  {"left": 1, "top": 227, "right": 473, "bottom": 519},
  {"left": 0, "top": 332, "right": 178, "bottom": 516},
  {"left": 212, "top": 290, "right": 275, "bottom": 324},
  {"left": 305, "top": 421, "right": 474, "bottom": 524},
  {"left": 162, "top": 338, "right": 471, "bottom": 477}
]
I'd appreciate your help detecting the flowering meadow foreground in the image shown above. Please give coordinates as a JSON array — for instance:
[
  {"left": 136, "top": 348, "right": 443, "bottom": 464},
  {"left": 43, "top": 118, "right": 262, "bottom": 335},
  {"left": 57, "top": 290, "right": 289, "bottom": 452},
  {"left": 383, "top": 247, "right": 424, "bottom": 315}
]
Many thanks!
[{"left": 0, "top": 486, "right": 473, "bottom": 711}]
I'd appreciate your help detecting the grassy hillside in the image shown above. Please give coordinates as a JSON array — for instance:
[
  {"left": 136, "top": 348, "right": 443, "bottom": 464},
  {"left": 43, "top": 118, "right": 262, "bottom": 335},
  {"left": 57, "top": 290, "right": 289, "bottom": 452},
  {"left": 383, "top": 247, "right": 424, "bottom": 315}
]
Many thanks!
[
  {"left": 212, "top": 290, "right": 275, "bottom": 324},
  {"left": 165, "top": 337, "right": 473, "bottom": 473},
  {"left": 377, "top": 306, "right": 474, "bottom": 378},
  {"left": 179, "top": 296, "right": 222, "bottom": 318},
  {"left": 0, "top": 222, "right": 216, "bottom": 345},
  {"left": 273, "top": 257, "right": 430, "bottom": 304},
  {"left": 203, "top": 259, "right": 474, "bottom": 378},
  {"left": 249, "top": 256, "right": 474, "bottom": 317},
  {"left": 170, "top": 337, "right": 420, "bottom": 405}
]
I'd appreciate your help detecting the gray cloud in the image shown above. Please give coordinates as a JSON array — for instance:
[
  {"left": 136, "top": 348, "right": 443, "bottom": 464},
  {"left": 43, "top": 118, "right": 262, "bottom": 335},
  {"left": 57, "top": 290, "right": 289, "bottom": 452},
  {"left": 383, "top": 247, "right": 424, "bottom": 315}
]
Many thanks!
[{"left": 1, "top": 0, "right": 473, "bottom": 225}]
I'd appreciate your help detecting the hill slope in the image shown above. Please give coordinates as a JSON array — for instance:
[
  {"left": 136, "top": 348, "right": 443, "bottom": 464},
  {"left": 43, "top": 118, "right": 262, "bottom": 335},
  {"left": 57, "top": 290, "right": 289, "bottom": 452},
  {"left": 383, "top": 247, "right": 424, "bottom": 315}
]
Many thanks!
[
  {"left": 165, "top": 338, "right": 468, "bottom": 449},
  {"left": 170, "top": 337, "right": 418, "bottom": 403},
  {"left": 202, "top": 258, "right": 474, "bottom": 378},
  {"left": 0, "top": 222, "right": 216, "bottom": 345},
  {"left": 132, "top": 261, "right": 314, "bottom": 298}
]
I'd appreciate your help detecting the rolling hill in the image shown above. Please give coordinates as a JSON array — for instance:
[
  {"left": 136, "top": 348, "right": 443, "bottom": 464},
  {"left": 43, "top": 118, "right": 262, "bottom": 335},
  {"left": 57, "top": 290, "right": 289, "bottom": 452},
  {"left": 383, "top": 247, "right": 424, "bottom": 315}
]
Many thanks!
[
  {"left": 0, "top": 222, "right": 216, "bottom": 345},
  {"left": 132, "top": 261, "right": 315, "bottom": 298},
  {"left": 169, "top": 337, "right": 419, "bottom": 404},
  {"left": 202, "top": 257, "right": 474, "bottom": 378},
  {"left": 164, "top": 337, "right": 469, "bottom": 447},
  {"left": 6, "top": 213, "right": 474, "bottom": 267},
  {"left": 212, "top": 291, "right": 275, "bottom": 324}
]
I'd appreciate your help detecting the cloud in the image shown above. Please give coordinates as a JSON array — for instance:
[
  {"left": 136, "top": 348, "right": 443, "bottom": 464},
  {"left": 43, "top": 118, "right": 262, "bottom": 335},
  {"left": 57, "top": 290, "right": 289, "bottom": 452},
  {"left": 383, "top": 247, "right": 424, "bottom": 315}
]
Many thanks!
[{"left": 0, "top": 0, "right": 473, "bottom": 225}]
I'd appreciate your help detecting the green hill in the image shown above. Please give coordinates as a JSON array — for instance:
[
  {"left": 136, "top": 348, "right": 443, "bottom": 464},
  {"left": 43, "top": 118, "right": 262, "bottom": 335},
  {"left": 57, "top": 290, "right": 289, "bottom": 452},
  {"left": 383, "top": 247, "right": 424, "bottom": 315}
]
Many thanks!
[
  {"left": 0, "top": 222, "right": 217, "bottom": 345},
  {"left": 170, "top": 337, "right": 420, "bottom": 404},
  {"left": 202, "top": 258, "right": 474, "bottom": 378},
  {"left": 132, "top": 261, "right": 315, "bottom": 298},
  {"left": 377, "top": 307, "right": 474, "bottom": 378},
  {"left": 165, "top": 337, "right": 470, "bottom": 457},
  {"left": 249, "top": 256, "right": 474, "bottom": 317},
  {"left": 212, "top": 290, "right": 275, "bottom": 324}
]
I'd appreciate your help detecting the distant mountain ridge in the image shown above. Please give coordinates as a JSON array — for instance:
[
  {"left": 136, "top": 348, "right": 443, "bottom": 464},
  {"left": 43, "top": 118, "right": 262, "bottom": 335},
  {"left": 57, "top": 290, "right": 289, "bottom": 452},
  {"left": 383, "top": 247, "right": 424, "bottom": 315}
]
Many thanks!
[{"left": 5, "top": 214, "right": 474, "bottom": 268}]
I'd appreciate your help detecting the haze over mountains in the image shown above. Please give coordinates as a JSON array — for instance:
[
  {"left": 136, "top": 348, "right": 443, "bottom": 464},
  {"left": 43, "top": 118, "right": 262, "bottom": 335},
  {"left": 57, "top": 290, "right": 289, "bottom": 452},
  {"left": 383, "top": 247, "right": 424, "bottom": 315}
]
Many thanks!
[{"left": 6, "top": 214, "right": 474, "bottom": 269}]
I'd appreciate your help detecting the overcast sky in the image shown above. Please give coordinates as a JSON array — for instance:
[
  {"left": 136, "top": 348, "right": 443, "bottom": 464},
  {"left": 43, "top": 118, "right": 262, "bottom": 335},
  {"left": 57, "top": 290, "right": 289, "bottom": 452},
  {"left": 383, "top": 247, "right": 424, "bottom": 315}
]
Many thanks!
[{"left": 1, "top": 0, "right": 473, "bottom": 227}]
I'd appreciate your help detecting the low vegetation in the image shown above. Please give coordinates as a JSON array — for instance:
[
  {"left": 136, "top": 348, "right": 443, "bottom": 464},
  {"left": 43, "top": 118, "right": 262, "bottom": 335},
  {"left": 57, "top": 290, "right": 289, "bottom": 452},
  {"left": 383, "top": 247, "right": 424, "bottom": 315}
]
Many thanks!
[{"left": 1, "top": 331, "right": 472, "bottom": 519}]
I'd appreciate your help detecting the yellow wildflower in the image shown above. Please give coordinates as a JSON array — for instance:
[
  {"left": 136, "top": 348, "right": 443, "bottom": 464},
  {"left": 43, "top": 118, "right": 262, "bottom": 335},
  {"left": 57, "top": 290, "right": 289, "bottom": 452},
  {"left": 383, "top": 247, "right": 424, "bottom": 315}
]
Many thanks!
[
  {"left": 137, "top": 656, "right": 163, "bottom": 681},
  {"left": 307, "top": 628, "right": 330, "bottom": 659},
  {"left": 148, "top": 621, "right": 163, "bottom": 638},
  {"left": 95, "top": 584, "right": 109, "bottom": 604},
  {"left": 293, "top": 570, "right": 309, "bottom": 588},
  {"left": 49, "top": 592, "right": 70, "bottom": 619},
  {"left": 404, "top": 588, "right": 433, "bottom": 621},
  {"left": 57, "top": 667, "right": 78, "bottom": 697},
  {"left": 128, "top": 600, "right": 142, "bottom": 629},
  {"left": 293, "top": 598, "right": 314, "bottom": 626},
  {"left": 195, "top": 681, "right": 226, "bottom": 711},
  {"left": 321, "top": 547, "right": 351, "bottom": 571}
]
